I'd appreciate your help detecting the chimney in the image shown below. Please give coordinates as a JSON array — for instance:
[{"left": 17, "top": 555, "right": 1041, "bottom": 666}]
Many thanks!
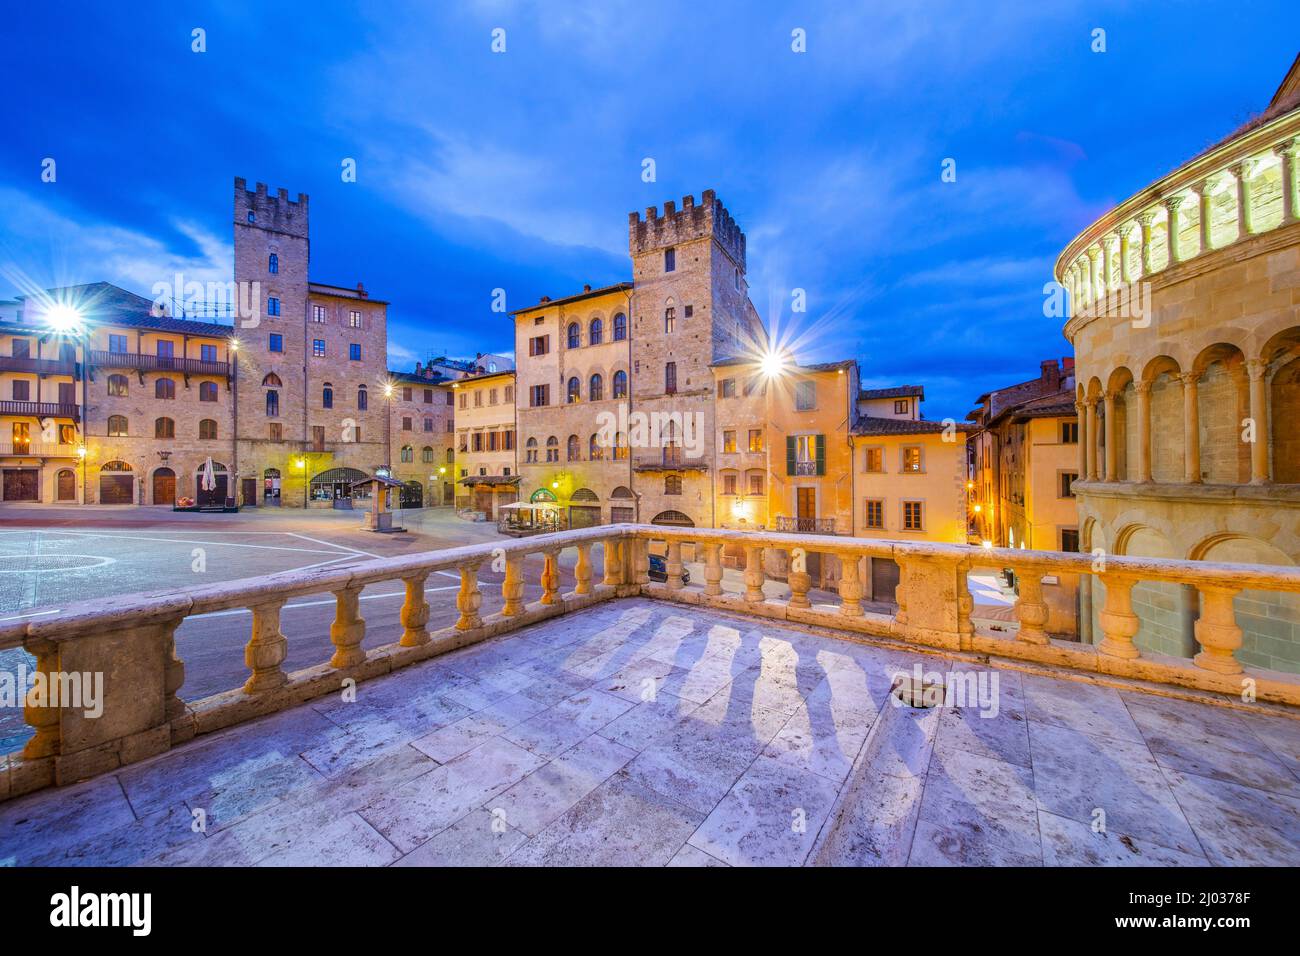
[
  {"left": 1040, "top": 358, "right": 1060, "bottom": 391},
  {"left": 356, "top": 282, "right": 367, "bottom": 298},
  {"left": 415, "top": 361, "right": 422, "bottom": 374},
  {"left": 583, "top": 284, "right": 591, "bottom": 293}
]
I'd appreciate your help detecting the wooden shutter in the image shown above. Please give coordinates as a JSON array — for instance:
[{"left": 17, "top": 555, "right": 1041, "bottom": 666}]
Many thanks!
[
  {"left": 786, "top": 436, "right": 796, "bottom": 476},
  {"left": 815, "top": 435, "right": 826, "bottom": 475}
]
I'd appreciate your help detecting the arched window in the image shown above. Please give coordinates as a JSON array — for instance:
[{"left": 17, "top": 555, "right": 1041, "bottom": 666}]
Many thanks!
[
  {"left": 589, "top": 374, "right": 603, "bottom": 401},
  {"left": 401, "top": 445, "right": 414, "bottom": 463},
  {"left": 422, "top": 446, "right": 434, "bottom": 463},
  {"left": 446, "top": 448, "right": 454, "bottom": 464},
  {"left": 665, "top": 475, "right": 682, "bottom": 495},
  {"left": 107, "top": 374, "right": 128, "bottom": 397},
  {"left": 567, "top": 376, "right": 581, "bottom": 403},
  {"left": 107, "top": 415, "right": 128, "bottom": 437},
  {"left": 589, "top": 318, "right": 603, "bottom": 345},
  {"left": 546, "top": 435, "right": 559, "bottom": 462},
  {"left": 323, "top": 382, "right": 334, "bottom": 409},
  {"left": 155, "top": 417, "right": 175, "bottom": 439},
  {"left": 567, "top": 322, "right": 580, "bottom": 349},
  {"left": 199, "top": 419, "right": 218, "bottom": 440},
  {"left": 268, "top": 253, "right": 279, "bottom": 274},
  {"left": 614, "top": 431, "right": 628, "bottom": 460},
  {"left": 567, "top": 434, "right": 581, "bottom": 461},
  {"left": 589, "top": 434, "right": 603, "bottom": 461},
  {"left": 357, "top": 384, "right": 368, "bottom": 410},
  {"left": 525, "top": 436, "right": 538, "bottom": 463},
  {"left": 261, "top": 373, "right": 282, "bottom": 387},
  {"left": 266, "top": 390, "right": 279, "bottom": 417},
  {"left": 612, "top": 369, "right": 628, "bottom": 399},
  {"left": 664, "top": 306, "right": 676, "bottom": 334},
  {"left": 199, "top": 381, "right": 217, "bottom": 402},
  {"left": 613, "top": 312, "right": 627, "bottom": 341},
  {"left": 155, "top": 378, "right": 176, "bottom": 399}
]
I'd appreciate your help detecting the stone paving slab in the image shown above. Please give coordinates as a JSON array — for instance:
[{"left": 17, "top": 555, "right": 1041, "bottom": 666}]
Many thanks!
[{"left": 2, "top": 597, "right": 1299, "bottom": 867}]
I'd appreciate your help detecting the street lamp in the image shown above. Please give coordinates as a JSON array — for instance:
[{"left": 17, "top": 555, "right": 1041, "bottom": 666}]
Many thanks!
[
  {"left": 296, "top": 456, "right": 307, "bottom": 509},
  {"left": 77, "top": 444, "right": 87, "bottom": 505}
]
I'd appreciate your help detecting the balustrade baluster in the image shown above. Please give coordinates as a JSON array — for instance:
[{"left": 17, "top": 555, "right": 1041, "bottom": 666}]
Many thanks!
[
  {"left": 502, "top": 555, "right": 526, "bottom": 616},
  {"left": 1014, "top": 572, "right": 1049, "bottom": 644},
  {"left": 1097, "top": 574, "right": 1140, "bottom": 659},
  {"left": 666, "top": 541, "right": 684, "bottom": 591},
  {"left": 329, "top": 585, "right": 367, "bottom": 668},
  {"left": 456, "top": 561, "right": 483, "bottom": 630},
  {"left": 602, "top": 538, "right": 623, "bottom": 587},
  {"left": 574, "top": 543, "right": 593, "bottom": 595},
  {"left": 22, "top": 638, "right": 61, "bottom": 758},
  {"left": 838, "top": 552, "right": 863, "bottom": 616},
  {"left": 540, "top": 549, "right": 561, "bottom": 605},
  {"left": 744, "top": 546, "right": 765, "bottom": 603},
  {"left": 1193, "top": 585, "right": 1243, "bottom": 674},
  {"left": 787, "top": 548, "right": 811, "bottom": 608},
  {"left": 703, "top": 542, "right": 723, "bottom": 596},
  {"left": 399, "top": 572, "right": 431, "bottom": 647},
  {"left": 245, "top": 599, "right": 289, "bottom": 692}
]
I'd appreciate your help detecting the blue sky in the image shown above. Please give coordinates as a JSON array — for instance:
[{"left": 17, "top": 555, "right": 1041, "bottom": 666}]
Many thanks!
[{"left": 3, "top": 1, "right": 1295, "bottom": 419}]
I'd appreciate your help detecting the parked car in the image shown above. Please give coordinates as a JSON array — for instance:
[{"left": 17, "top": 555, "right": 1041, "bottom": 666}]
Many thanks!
[{"left": 647, "top": 553, "right": 690, "bottom": 584}]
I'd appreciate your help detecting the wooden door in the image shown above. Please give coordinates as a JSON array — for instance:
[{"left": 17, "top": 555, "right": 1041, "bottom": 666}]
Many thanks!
[
  {"left": 152, "top": 470, "right": 176, "bottom": 505},
  {"left": 56, "top": 470, "right": 76, "bottom": 501}
]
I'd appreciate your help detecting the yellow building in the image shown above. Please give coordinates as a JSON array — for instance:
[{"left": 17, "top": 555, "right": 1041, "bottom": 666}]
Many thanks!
[
  {"left": 389, "top": 367, "right": 456, "bottom": 508},
  {"left": 851, "top": 385, "right": 971, "bottom": 602},
  {"left": 452, "top": 369, "right": 518, "bottom": 517}
]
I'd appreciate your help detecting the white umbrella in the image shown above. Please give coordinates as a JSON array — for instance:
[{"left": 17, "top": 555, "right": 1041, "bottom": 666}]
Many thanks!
[{"left": 201, "top": 457, "right": 216, "bottom": 492}]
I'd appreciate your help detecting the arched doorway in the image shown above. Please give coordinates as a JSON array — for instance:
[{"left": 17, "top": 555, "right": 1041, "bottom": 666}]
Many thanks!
[
  {"left": 263, "top": 468, "right": 282, "bottom": 506},
  {"left": 400, "top": 480, "right": 423, "bottom": 509},
  {"left": 99, "top": 460, "right": 134, "bottom": 504},
  {"left": 152, "top": 467, "right": 176, "bottom": 505},
  {"left": 309, "top": 467, "right": 368, "bottom": 503},
  {"left": 610, "top": 485, "right": 635, "bottom": 523},
  {"left": 569, "top": 487, "right": 601, "bottom": 528},
  {"left": 56, "top": 469, "right": 76, "bottom": 502},
  {"left": 193, "top": 461, "right": 229, "bottom": 507}
]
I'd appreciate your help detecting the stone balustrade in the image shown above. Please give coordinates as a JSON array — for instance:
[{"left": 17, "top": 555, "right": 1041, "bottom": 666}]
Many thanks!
[
  {"left": 1057, "top": 111, "right": 1300, "bottom": 314},
  {"left": 3, "top": 523, "right": 1299, "bottom": 804}
]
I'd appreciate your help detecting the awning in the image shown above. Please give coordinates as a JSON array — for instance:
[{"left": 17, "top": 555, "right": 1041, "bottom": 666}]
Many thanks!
[{"left": 457, "top": 475, "right": 521, "bottom": 486}]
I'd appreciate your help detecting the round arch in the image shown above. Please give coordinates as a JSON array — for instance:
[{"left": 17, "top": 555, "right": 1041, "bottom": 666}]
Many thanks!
[{"left": 650, "top": 510, "right": 694, "bottom": 527}]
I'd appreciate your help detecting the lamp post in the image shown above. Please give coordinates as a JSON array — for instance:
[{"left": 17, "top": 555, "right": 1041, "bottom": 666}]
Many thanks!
[
  {"left": 296, "top": 456, "right": 307, "bottom": 509},
  {"left": 77, "top": 445, "right": 87, "bottom": 505},
  {"left": 383, "top": 382, "right": 395, "bottom": 472}
]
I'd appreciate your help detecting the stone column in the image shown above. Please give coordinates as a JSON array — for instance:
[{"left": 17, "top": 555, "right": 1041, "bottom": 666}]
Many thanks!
[
  {"left": 1085, "top": 398, "right": 1100, "bottom": 480},
  {"left": 1180, "top": 371, "right": 1201, "bottom": 483},
  {"left": 1119, "top": 225, "right": 1133, "bottom": 284},
  {"left": 1075, "top": 401, "right": 1088, "bottom": 478},
  {"left": 1101, "top": 234, "right": 1117, "bottom": 293},
  {"left": 1229, "top": 158, "right": 1257, "bottom": 239},
  {"left": 1193, "top": 586, "right": 1243, "bottom": 674},
  {"left": 329, "top": 586, "right": 366, "bottom": 668},
  {"left": 1164, "top": 195, "right": 1186, "bottom": 265},
  {"left": 399, "top": 572, "right": 431, "bottom": 647},
  {"left": 1246, "top": 358, "right": 1270, "bottom": 483},
  {"left": 1103, "top": 390, "right": 1118, "bottom": 481},
  {"left": 1137, "top": 210, "right": 1156, "bottom": 275},
  {"left": 1086, "top": 247, "right": 1099, "bottom": 304},
  {"left": 245, "top": 600, "right": 289, "bottom": 692},
  {"left": 1194, "top": 178, "right": 1216, "bottom": 254},
  {"left": 1135, "top": 380, "right": 1152, "bottom": 482},
  {"left": 1275, "top": 138, "right": 1298, "bottom": 224}
]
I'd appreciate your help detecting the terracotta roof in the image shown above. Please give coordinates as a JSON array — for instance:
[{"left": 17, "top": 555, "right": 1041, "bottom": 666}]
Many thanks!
[
  {"left": 512, "top": 282, "right": 633, "bottom": 315},
  {"left": 851, "top": 416, "right": 970, "bottom": 436},
  {"left": 859, "top": 385, "right": 924, "bottom": 401},
  {"left": 23, "top": 282, "right": 236, "bottom": 338},
  {"left": 388, "top": 370, "right": 454, "bottom": 386},
  {"left": 457, "top": 475, "right": 520, "bottom": 486}
]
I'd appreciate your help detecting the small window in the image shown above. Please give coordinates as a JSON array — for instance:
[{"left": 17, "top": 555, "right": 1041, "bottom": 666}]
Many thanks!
[
  {"left": 266, "top": 390, "right": 279, "bottom": 416},
  {"left": 795, "top": 381, "right": 816, "bottom": 411},
  {"left": 747, "top": 472, "right": 764, "bottom": 495},
  {"left": 357, "top": 385, "right": 368, "bottom": 410},
  {"left": 665, "top": 362, "right": 677, "bottom": 394},
  {"left": 546, "top": 436, "right": 559, "bottom": 463},
  {"left": 349, "top": 310, "right": 362, "bottom": 328},
  {"left": 268, "top": 253, "right": 279, "bottom": 274},
  {"left": 424, "top": 418, "right": 433, "bottom": 432},
  {"left": 1060, "top": 472, "right": 1078, "bottom": 498},
  {"left": 864, "top": 447, "right": 884, "bottom": 473},
  {"left": 664, "top": 307, "right": 676, "bottom": 334},
  {"left": 1061, "top": 421, "right": 1079, "bottom": 444},
  {"left": 531, "top": 384, "right": 550, "bottom": 407},
  {"left": 567, "top": 435, "right": 581, "bottom": 461},
  {"left": 901, "top": 446, "right": 922, "bottom": 473},
  {"left": 590, "top": 318, "right": 603, "bottom": 345},
  {"left": 108, "top": 334, "right": 128, "bottom": 353},
  {"left": 902, "top": 500, "right": 924, "bottom": 531},
  {"left": 268, "top": 422, "right": 282, "bottom": 441},
  {"left": 664, "top": 248, "right": 676, "bottom": 272},
  {"left": 529, "top": 335, "right": 550, "bottom": 356},
  {"left": 269, "top": 333, "right": 283, "bottom": 353},
  {"left": 567, "top": 323, "right": 580, "bottom": 349},
  {"left": 525, "top": 437, "right": 538, "bottom": 463},
  {"left": 718, "top": 379, "right": 735, "bottom": 398},
  {"left": 267, "top": 296, "right": 281, "bottom": 317},
  {"left": 684, "top": 305, "right": 693, "bottom": 318},
  {"left": 722, "top": 473, "right": 738, "bottom": 495},
  {"left": 313, "top": 339, "right": 326, "bottom": 357},
  {"left": 154, "top": 417, "right": 175, "bottom": 439},
  {"left": 722, "top": 430, "right": 736, "bottom": 453},
  {"left": 199, "top": 381, "right": 218, "bottom": 402},
  {"left": 748, "top": 429, "right": 764, "bottom": 453},
  {"left": 1061, "top": 528, "right": 1080, "bottom": 552},
  {"left": 199, "top": 419, "right": 218, "bottom": 440},
  {"left": 313, "top": 305, "right": 326, "bottom": 323},
  {"left": 864, "top": 499, "right": 884, "bottom": 529},
  {"left": 665, "top": 474, "right": 682, "bottom": 495},
  {"left": 613, "top": 313, "right": 627, "bottom": 340},
  {"left": 402, "top": 417, "right": 412, "bottom": 431},
  {"left": 589, "top": 374, "right": 603, "bottom": 401},
  {"left": 200, "top": 344, "right": 217, "bottom": 362},
  {"left": 155, "top": 378, "right": 175, "bottom": 400},
  {"left": 567, "top": 377, "right": 581, "bottom": 403},
  {"left": 402, "top": 386, "right": 412, "bottom": 401},
  {"left": 107, "top": 414, "right": 128, "bottom": 437},
  {"left": 894, "top": 399, "right": 908, "bottom": 415},
  {"left": 612, "top": 370, "right": 628, "bottom": 399},
  {"left": 107, "top": 374, "right": 128, "bottom": 397},
  {"left": 349, "top": 344, "right": 361, "bottom": 361},
  {"left": 247, "top": 210, "right": 256, "bottom": 223},
  {"left": 401, "top": 445, "right": 414, "bottom": 463},
  {"left": 322, "top": 384, "right": 334, "bottom": 409}
]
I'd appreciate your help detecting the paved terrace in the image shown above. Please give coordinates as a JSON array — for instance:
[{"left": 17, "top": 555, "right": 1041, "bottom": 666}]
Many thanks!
[{"left": 3, "top": 597, "right": 1298, "bottom": 866}]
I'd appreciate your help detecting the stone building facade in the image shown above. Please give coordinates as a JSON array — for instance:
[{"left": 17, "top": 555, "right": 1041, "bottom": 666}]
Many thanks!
[
  {"left": 389, "top": 367, "right": 456, "bottom": 508},
  {"left": 1056, "top": 57, "right": 1300, "bottom": 672},
  {"left": 452, "top": 369, "right": 518, "bottom": 517}
]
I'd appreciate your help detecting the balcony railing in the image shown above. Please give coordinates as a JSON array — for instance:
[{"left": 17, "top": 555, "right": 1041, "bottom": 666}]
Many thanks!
[
  {"left": 793, "top": 460, "right": 819, "bottom": 476},
  {"left": 0, "top": 442, "right": 79, "bottom": 457},
  {"left": 87, "top": 350, "right": 229, "bottom": 376},
  {"left": 774, "top": 516, "right": 836, "bottom": 534},
  {"left": 0, "top": 356, "right": 77, "bottom": 376},
  {"left": 2, "top": 524, "right": 1298, "bottom": 804},
  {"left": 0, "top": 401, "right": 79, "bottom": 421}
]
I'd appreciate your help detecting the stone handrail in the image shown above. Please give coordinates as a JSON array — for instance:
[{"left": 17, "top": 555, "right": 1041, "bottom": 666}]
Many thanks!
[{"left": 3, "top": 523, "right": 1298, "bottom": 804}]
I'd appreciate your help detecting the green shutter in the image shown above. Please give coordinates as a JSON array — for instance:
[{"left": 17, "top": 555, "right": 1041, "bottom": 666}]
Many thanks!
[
  {"left": 815, "top": 435, "right": 826, "bottom": 475},
  {"left": 786, "top": 436, "right": 796, "bottom": 476}
]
